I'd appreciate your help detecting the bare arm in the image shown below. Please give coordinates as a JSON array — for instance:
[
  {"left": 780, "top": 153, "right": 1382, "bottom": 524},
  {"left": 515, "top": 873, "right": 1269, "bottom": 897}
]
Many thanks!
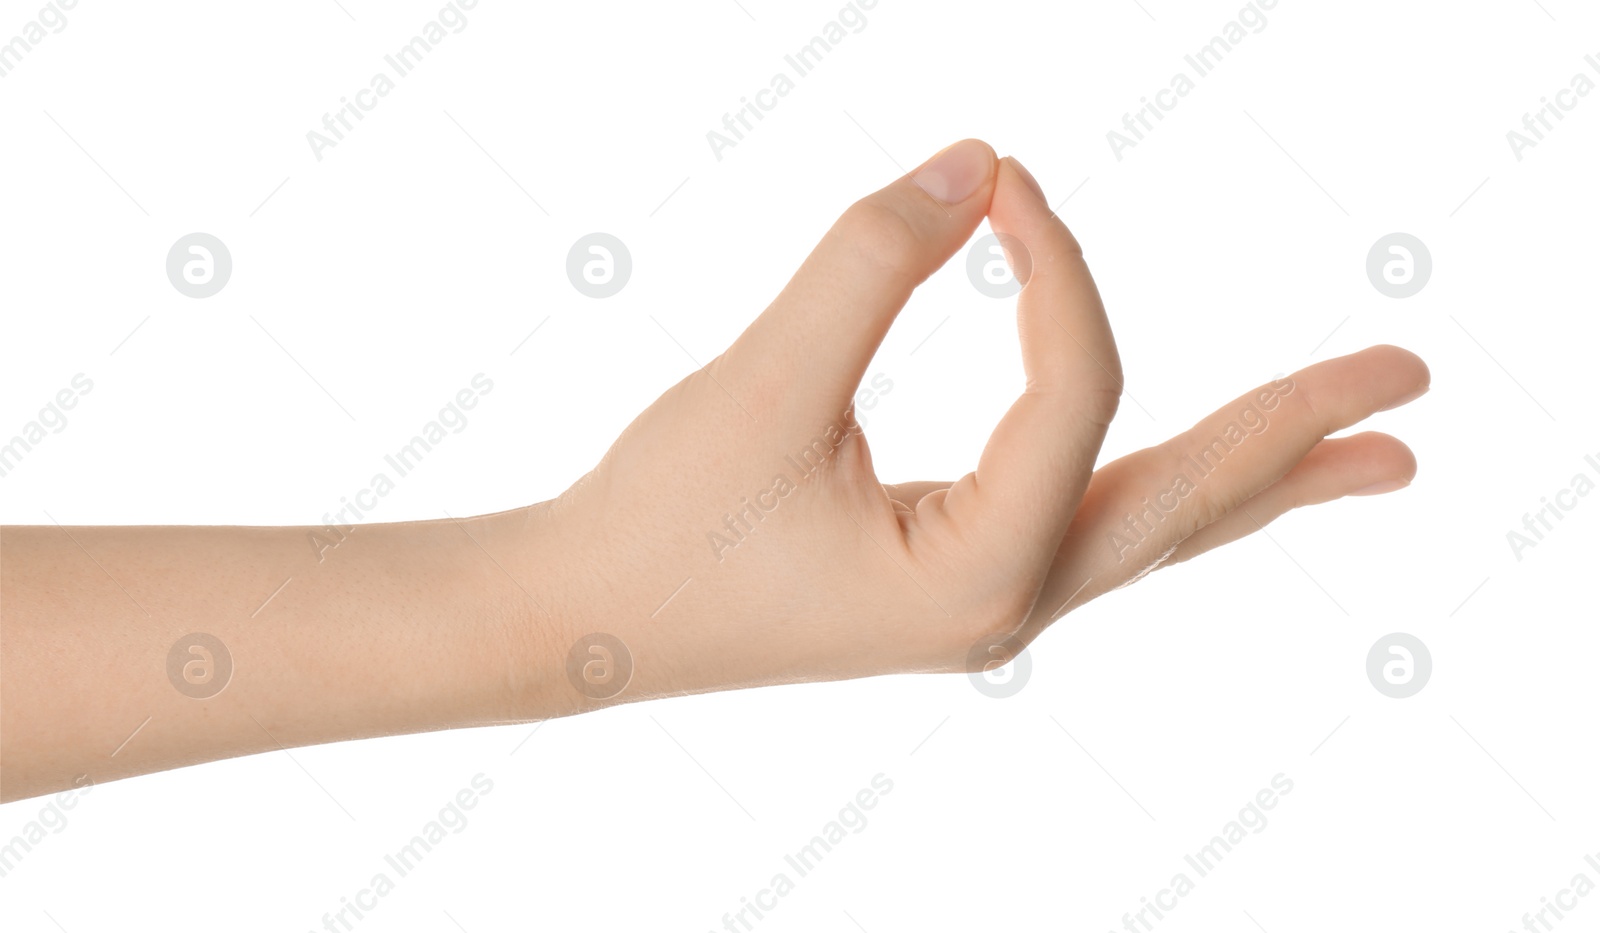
[
  {"left": 1, "top": 140, "right": 1427, "bottom": 803},
  {"left": 0, "top": 510, "right": 571, "bottom": 802}
]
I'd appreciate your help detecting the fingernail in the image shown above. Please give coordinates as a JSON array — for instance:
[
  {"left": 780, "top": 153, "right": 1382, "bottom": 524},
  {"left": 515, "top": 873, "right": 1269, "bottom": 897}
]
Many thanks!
[
  {"left": 913, "top": 139, "right": 991, "bottom": 204},
  {"left": 1352, "top": 478, "right": 1411, "bottom": 496},
  {"left": 1008, "top": 156, "right": 1047, "bottom": 203}
]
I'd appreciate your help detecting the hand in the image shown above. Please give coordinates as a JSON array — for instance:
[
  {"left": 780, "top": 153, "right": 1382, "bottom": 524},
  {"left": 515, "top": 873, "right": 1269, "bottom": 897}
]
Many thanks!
[
  {"left": 516, "top": 138, "right": 1429, "bottom": 708},
  {"left": 0, "top": 139, "right": 1428, "bottom": 801}
]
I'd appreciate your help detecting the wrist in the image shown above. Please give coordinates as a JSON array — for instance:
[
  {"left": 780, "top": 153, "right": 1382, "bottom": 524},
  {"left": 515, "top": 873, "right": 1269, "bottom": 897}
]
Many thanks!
[
  {"left": 489, "top": 490, "right": 737, "bottom": 717},
  {"left": 469, "top": 498, "right": 649, "bottom": 723}
]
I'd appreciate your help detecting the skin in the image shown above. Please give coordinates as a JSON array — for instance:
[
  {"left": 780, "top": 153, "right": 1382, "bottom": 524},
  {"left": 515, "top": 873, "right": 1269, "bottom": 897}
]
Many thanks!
[{"left": 0, "top": 139, "right": 1428, "bottom": 803}]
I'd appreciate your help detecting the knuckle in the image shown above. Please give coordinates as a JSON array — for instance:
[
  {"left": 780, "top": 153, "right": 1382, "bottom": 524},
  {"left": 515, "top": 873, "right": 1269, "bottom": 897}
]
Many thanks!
[
  {"left": 1282, "top": 378, "right": 1320, "bottom": 425},
  {"left": 954, "top": 578, "right": 1036, "bottom": 647},
  {"left": 834, "top": 196, "right": 926, "bottom": 284},
  {"left": 1079, "top": 380, "right": 1123, "bottom": 428}
]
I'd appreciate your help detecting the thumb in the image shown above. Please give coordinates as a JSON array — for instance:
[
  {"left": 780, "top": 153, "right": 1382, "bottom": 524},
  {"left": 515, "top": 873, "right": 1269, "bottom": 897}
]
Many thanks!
[{"left": 721, "top": 138, "right": 997, "bottom": 418}]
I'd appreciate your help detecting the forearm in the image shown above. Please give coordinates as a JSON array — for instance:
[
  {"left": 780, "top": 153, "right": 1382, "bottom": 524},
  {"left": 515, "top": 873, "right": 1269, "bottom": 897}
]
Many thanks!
[
  {"left": 0, "top": 140, "right": 1430, "bottom": 807},
  {"left": 0, "top": 508, "right": 568, "bottom": 802}
]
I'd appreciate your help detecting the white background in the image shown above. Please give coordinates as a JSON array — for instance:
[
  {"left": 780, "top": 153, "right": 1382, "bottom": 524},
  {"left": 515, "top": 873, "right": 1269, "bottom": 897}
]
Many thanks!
[{"left": 2, "top": 0, "right": 1596, "bottom": 930}]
